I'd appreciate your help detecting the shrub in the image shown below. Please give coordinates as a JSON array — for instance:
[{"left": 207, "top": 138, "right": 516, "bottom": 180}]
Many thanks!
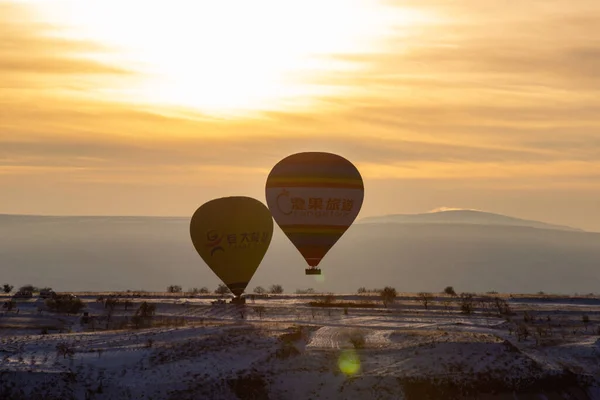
[
  {"left": 444, "top": 286, "right": 457, "bottom": 296},
  {"left": 19, "top": 284, "right": 38, "bottom": 292}
]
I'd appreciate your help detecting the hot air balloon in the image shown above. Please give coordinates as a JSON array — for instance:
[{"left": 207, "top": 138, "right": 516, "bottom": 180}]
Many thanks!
[
  {"left": 265, "top": 152, "right": 364, "bottom": 275},
  {"left": 190, "top": 196, "right": 273, "bottom": 304}
]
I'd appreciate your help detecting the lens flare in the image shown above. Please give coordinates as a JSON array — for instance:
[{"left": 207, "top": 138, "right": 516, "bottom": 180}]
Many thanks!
[{"left": 338, "top": 349, "right": 361, "bottom": 376}]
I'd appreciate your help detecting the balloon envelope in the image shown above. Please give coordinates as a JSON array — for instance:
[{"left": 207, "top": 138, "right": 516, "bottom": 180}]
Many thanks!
[
  {"left": 265, "top": 152, "right": 364, "bottom": 273},
  {"left": 190, "top": 196, "right": 273, "bottom": 297}
]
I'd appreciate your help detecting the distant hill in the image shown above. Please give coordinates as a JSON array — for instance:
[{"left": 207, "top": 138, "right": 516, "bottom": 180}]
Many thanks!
[
  {"left": 358, "top": 209, "right": 583, "bottom": 232},
  {"left": 0, "top": 211, "right": 599, "bottom": 294}
]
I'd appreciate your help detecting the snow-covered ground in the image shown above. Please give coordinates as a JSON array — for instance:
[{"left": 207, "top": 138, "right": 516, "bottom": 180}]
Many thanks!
[{"left": 1, "top": 293, "right": 600, "bottom": 399}]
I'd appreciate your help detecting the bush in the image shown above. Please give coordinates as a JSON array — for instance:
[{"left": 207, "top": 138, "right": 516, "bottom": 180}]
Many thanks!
[
  {"left": 444, "top": 286, "right": 457, "bottom": 296},
  {"left": 19, "top": 284, "right": 38, "bottom": 293},
  {"left": 2, "top": 284, "right": 13, "bottom": 293}
]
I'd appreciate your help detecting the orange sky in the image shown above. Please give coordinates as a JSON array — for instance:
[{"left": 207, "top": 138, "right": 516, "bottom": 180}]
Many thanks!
[{"left": 1, "top": 0, "right": 599, "bottom": 231}]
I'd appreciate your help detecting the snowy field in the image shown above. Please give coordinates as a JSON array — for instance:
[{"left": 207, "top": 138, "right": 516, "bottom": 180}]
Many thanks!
[{"left": 1, "top": 293, "right": 600, "bottom": 399}]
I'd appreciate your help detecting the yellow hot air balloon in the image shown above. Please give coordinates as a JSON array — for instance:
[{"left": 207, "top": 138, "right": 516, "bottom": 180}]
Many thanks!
[
  {"left": 265, "top": 152, "right": 364, "bottom": 275},
  {"left": 190, "top": 196, "right": 273, "bottom": 303}
]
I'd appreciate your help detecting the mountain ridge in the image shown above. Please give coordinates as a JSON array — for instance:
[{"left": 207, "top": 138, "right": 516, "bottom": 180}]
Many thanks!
[
  {"left": 357, "top": 209, "right": 583, "bottom": 232},
  {"left": 0, "top": 209, "right": 585, "bottom": 233}
]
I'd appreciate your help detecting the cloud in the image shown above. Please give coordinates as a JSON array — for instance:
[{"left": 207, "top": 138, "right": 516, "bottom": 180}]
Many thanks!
[
  {"left": 1, "top": 0, "right": 600, "bottom": 230},
  {"left": 0, "top": 1, "right": 131, "bottom": 94}
]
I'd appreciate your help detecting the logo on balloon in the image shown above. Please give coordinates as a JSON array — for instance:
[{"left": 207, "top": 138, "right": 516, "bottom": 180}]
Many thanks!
[
  {"left": 276, "top": 191, "right": 354, "bottom": 218},
  {"left": 276, "top": 189, "right": 293, "bottom": 215},
  {"left": 206, "top": 230, "right": 225, "bottom": 256},
  {"left": 206, "top": 229, "right": 271, "bottom": 256}
]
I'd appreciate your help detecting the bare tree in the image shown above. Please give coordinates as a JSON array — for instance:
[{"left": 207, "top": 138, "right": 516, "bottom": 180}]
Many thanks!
[
  {"left": 105, "top": 298, "right": 119, "bottom": 329},
  {"left": 2, "top": 284, "right": 13, "bottom": 293},
  {"left": 253, "top": 306, "right": 266, "bottom": 319},
  {"left": 441, "top": 299, "right": 453, "bottom": 312},
  {"left": 253, "top": 286, "right": 266, "bottom": 294},
  {"left": 269, "top": 284, "right": 284, "bottom": 294},
  {"left": 380, "top": 287, "right": 397, "bottom": 308},
  {"left": 167, "top": 285, "right": 182, "bottom": 293},
  {"left": 458, "top": 293, "right": 474, "bottom": 315},
  {"left": 418, "top": 292, "right": 434, "bottom": 310},
  {"left": 492, "top": 297, "right": 512, "bottom": 316},
  {"left": 215, "top": 284, "right": 231, "bottom": 295},
  {"left": 132, "top": 301, "right": 156, "bottom": 329},
  {"left": 123, "top": 300, "right": 133, "bottom": 311},
  {"left": 56, "top": 342, "right": 75, "bottom": 359},
  {"left": 516, "top": 324, "right": 530, "bottom": 342}
]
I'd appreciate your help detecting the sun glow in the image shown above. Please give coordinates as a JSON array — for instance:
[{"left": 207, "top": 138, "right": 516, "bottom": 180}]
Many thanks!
[{"left": 28, "top": 0, "right": 429, "bottom": 116}]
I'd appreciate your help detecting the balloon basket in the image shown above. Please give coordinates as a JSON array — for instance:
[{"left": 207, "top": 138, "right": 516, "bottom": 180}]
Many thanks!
[
  {"left": 230, "top": 297, "right": 246, "bottom": 305},
  {"left": 305, "top": 268, "right": 321, "bottom": 275}
]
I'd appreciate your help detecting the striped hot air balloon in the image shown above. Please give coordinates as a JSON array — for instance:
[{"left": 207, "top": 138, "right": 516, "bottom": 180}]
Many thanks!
[{"left": 265, "top": 152, "right": 364, "bottom": 275}]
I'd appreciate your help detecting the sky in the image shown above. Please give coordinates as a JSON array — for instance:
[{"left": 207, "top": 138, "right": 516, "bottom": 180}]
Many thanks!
[{"left": 1, "top": 0, "right": 599, "bottom": 231}]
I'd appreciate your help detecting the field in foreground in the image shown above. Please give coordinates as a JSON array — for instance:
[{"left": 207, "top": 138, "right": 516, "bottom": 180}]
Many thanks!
[{"left": 1, "top": 293, "right": 600, "bottom": 399}]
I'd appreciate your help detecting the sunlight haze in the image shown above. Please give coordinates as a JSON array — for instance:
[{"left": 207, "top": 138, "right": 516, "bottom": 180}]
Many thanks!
[{"left": 1, "top": 0, "right": 599, "bottom": 231}]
